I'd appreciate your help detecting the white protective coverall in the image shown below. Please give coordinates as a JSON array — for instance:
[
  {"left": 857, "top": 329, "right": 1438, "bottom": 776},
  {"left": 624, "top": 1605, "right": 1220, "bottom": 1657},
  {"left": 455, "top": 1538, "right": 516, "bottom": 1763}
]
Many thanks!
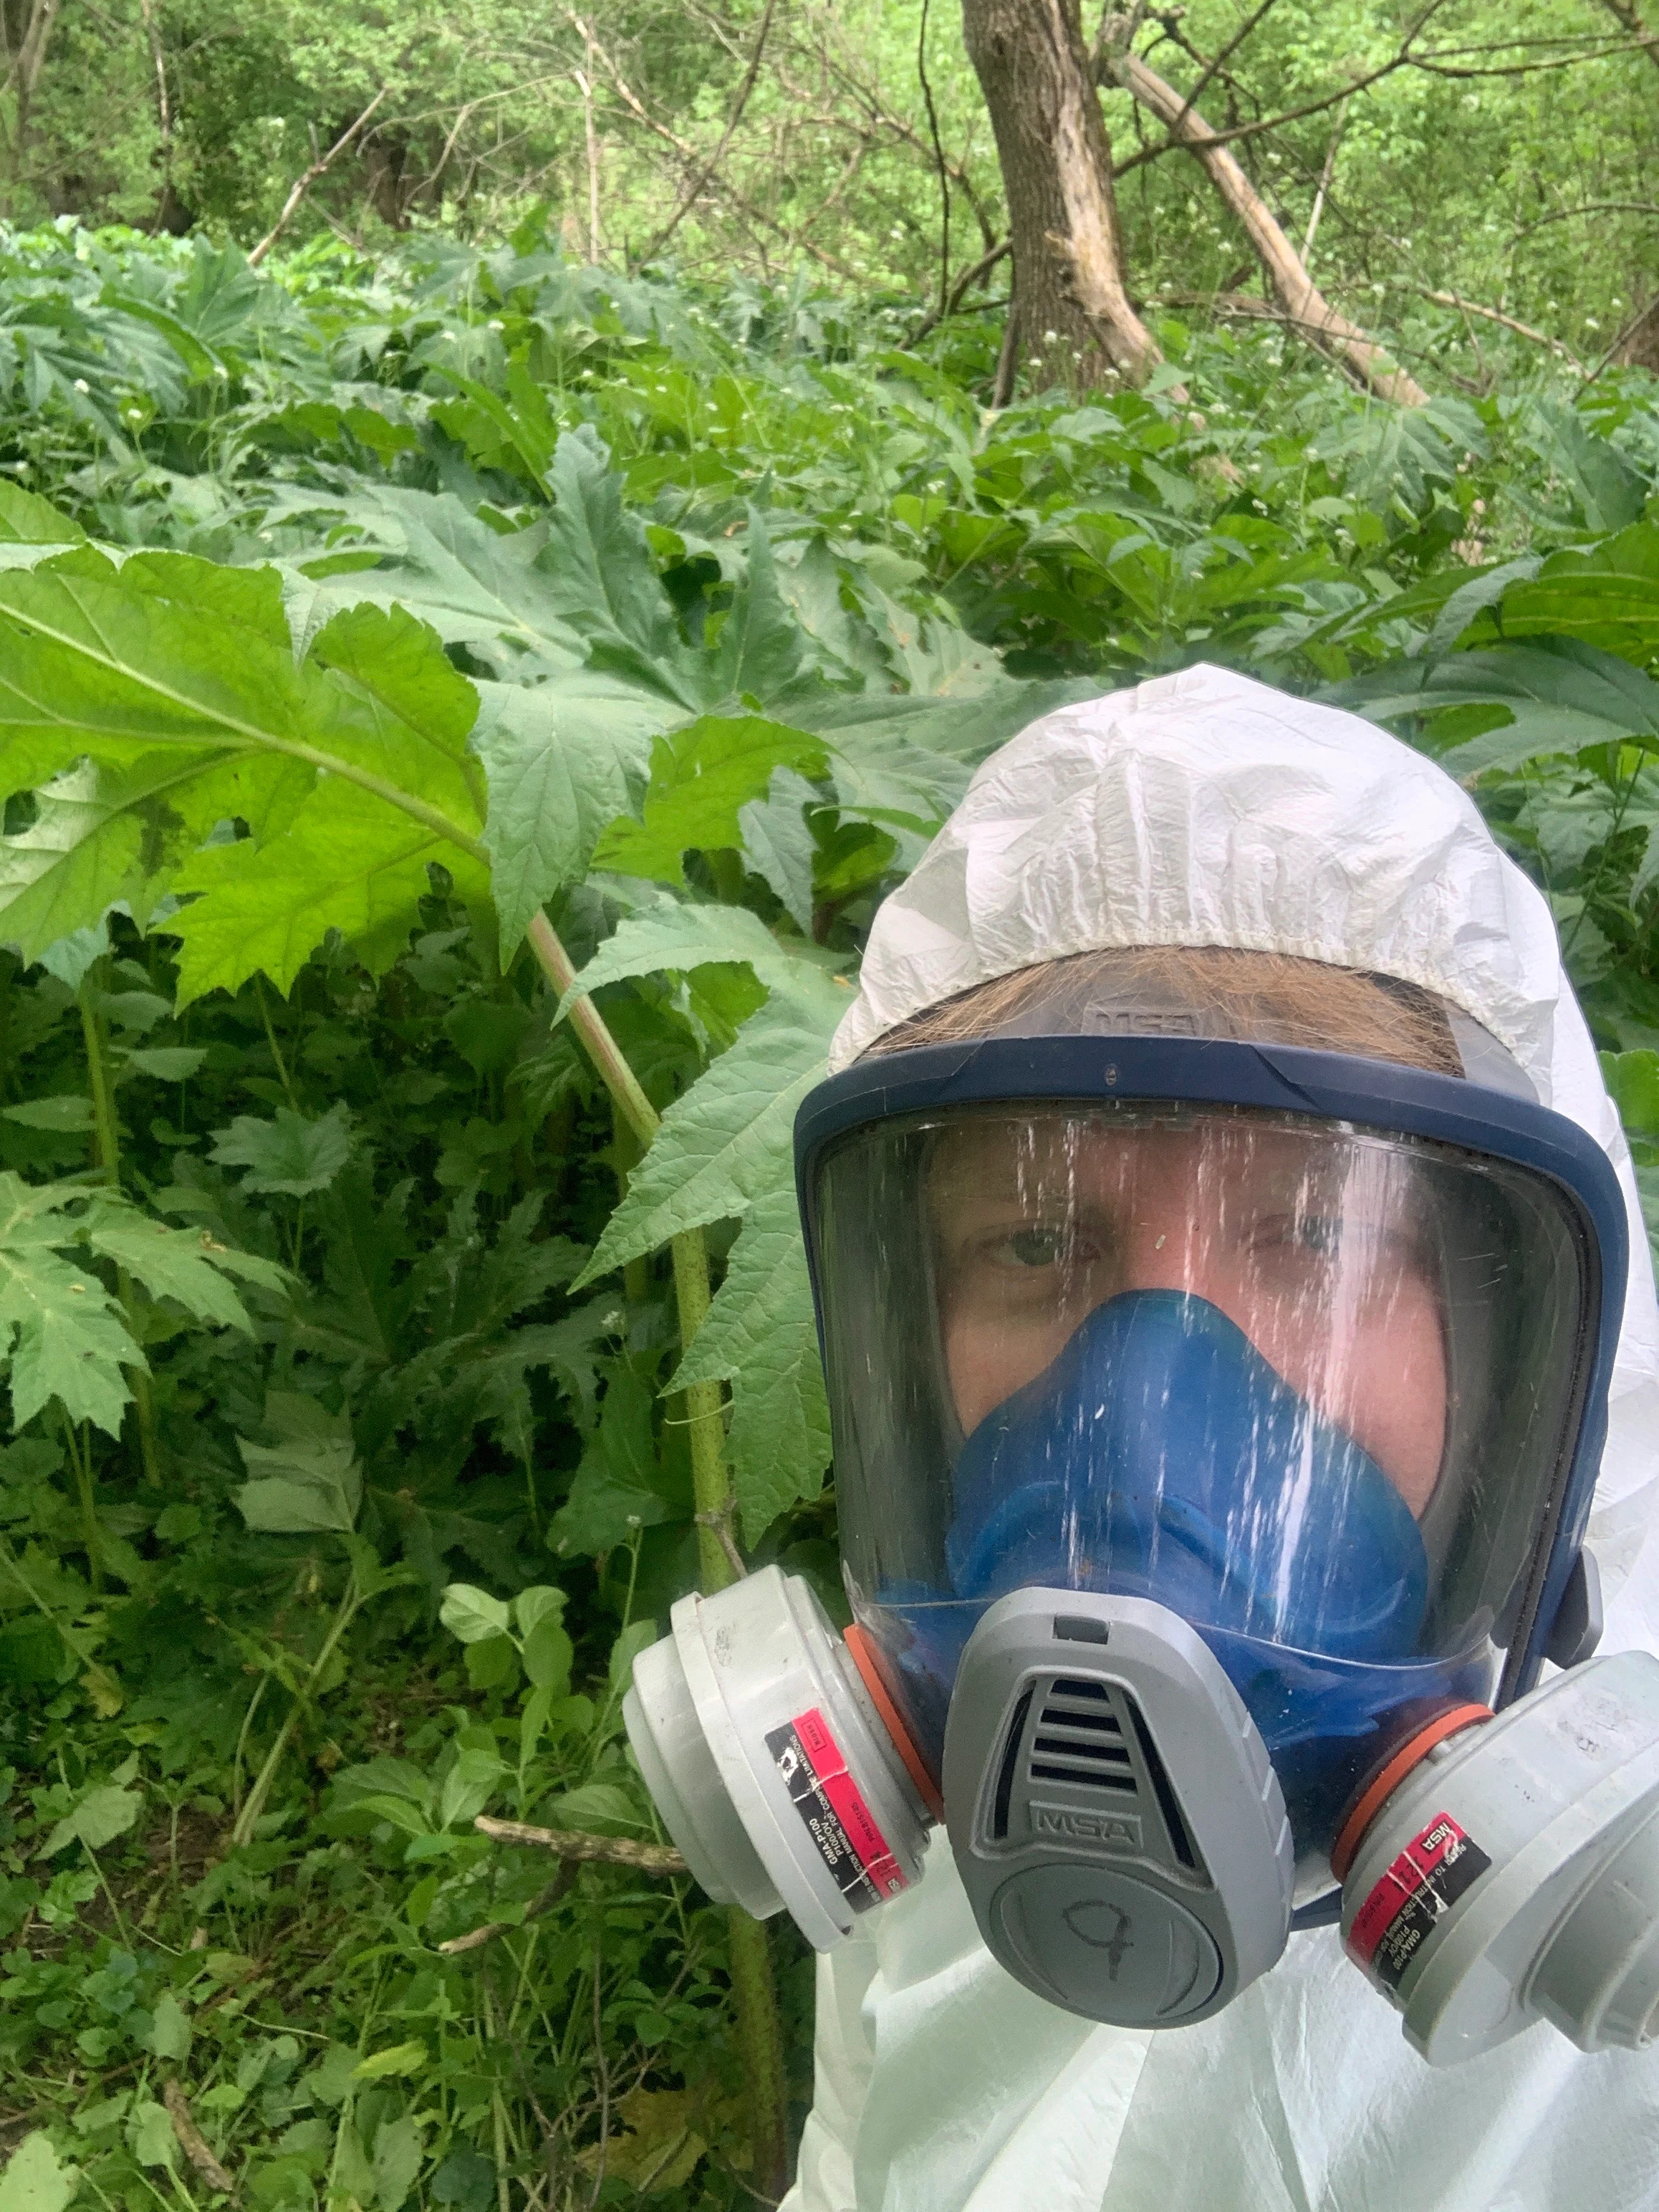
[{"left": 782, "top": 663, "right": 1659, "bottom": 2212}]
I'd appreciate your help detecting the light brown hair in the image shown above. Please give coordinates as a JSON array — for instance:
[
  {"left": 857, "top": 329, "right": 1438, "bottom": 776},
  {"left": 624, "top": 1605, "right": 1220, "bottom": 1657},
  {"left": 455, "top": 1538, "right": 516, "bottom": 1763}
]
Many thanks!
[{"left": 865, "top": 946, "right": 1462, "bottom": 1075}]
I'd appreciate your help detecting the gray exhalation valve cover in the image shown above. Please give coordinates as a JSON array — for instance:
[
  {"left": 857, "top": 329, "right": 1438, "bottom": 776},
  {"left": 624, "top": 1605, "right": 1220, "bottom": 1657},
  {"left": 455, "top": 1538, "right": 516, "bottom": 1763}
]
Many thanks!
[{"left": 943, "top": 1590, "right": 1295, "bottom": 2028}]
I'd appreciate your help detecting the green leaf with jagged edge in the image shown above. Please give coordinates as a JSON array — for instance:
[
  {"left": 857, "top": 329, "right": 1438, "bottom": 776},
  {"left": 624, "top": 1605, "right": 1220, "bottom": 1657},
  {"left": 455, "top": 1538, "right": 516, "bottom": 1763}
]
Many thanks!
[
  {"left": 1326, "top": 638, "right": 1659, "bottom": 782},
  {"left": 739, "top": 766, "right": 819, "bottom": 931},
  {"left": 0, "top": 1175, "right": 140, "bottom": 1434},
  {"left": 549, "top": 1362, "right": 691, "bottom": 1557},
  {"left": 0, "top": 559, "right": 488, "bottom": 992},
  {"left": 670, "top": 1180, "right": 830, "bottom": 1543},
  {"left": 540, "top": 426, "right": 697, "bottom": 703},
  {"left": 713, "top": 516, "right": 814, "bottom": 706},
  {"left": 234, "top": 1391, "right": 362, "bottom": 1533},
  {"left": 591, "top": 716, "right": 829, "bottom": 886},
  {"left": 0, "top": 1175, "right": 283, "bottom": 1436},
  {"left": 577, "top": 988, "right": 842, "bottom": 1284},
  {"left": 81, "top": 1199, "right": 266, "bottom": 1331},
  {"left": 209, "top": 1102, "right": 354, "bottom": 1196},
  {"left": 0, "top": 482, "right": 84, "bottom": 545},
  {"left": 0, "top": 756, "right": 201, "bottom": 961},
  {"left": 555, "top": 893, "right": 844, "bottom": 1017},
  {"left": 0, "top": 2132, "right": 77, "bottom": 2212},
  {"left": 234, "top": 1430, "right": 362, "bottom": 1534},
  {"left": 471, "top": 674, "right": 668, "bottom": 954},
  {"left": 171, "top": 779, "right": 490, "bottom": 1004}
]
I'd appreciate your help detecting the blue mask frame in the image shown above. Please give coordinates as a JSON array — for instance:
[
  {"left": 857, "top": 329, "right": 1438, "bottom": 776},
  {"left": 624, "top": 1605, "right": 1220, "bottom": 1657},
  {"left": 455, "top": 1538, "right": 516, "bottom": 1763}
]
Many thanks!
[{"left": 795, "top": 1034, "right": 1630, "bottom": 1727}]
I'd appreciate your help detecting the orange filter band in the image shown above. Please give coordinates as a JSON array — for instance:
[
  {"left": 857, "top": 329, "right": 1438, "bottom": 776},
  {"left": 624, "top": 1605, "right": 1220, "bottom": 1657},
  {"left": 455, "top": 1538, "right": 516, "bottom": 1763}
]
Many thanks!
[
  {"left": 843, "top": 1623, "right": 946, "bottom": 1824},
  {"left": 1329, "top": 1703, "right": 1494, "bottom": 1884}
]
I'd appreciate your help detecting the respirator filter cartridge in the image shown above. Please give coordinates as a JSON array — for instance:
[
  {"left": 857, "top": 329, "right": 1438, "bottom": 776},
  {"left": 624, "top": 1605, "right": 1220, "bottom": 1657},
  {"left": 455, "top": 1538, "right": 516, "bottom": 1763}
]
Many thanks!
[
  {"left": 623, "top": 1567, "right": 932, "bottom": 1948},
  {"left": 1338, "top": 1649, "right": 1659, "bottom": 2064}
]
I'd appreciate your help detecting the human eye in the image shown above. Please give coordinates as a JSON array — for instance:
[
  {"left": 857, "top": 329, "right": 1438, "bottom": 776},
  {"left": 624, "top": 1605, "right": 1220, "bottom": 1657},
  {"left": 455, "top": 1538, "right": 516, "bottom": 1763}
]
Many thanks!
[{"left": 999, "top": 1226, "right": 1072, "bottom": 1269}]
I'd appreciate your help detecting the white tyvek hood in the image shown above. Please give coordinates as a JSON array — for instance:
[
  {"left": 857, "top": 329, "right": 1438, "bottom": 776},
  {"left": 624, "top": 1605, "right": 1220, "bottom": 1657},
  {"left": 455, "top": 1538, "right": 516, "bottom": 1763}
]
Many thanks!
[{"left": 785, "top": 664, "right": 1659, "bottom": 2212}]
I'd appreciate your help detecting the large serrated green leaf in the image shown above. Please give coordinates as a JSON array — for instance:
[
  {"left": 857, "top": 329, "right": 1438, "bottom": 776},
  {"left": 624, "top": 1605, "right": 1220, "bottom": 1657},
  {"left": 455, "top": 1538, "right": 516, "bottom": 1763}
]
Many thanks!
[
  {"left": 1327, "top": 639, "right": 1659, "bottom": 778},
  {"left": 713, "top": 518, "right": 813, "bottom": 706},
  {"left": 170, "top": 776, "right": 488, "bottom": 1003},
  {"left": 208, "top": 1103, "right": 354, "bottom": 1196},
  {"left": 288, "top": 486, "right": 587, "bottom": 665},
  {"left": 670, "top": 1180, "right": 830, "bottom": 1541},
  {"left": 557, "top": 895, "right": 844, "bottom": 1017},
  {"left": 82, "top": 1204, "right": 254, "bottom": 1332},
  {"left": 471, "top": 674, "right": 668, "bottom": 953},
  {"left": 0, "top": 484, "right": 84, "bottom": 546},
  {"left": 579, "top": 999, "right": 837, "bottom": 1281},
  {"left": 0, "top": 1175, "right": 141, "bottom": 1434},
  {"left": 591, "top": 715, "right": 827, "bottom": 886},
  {"left": 0, "top": 557, "right": 484, "bottom": 823},
  {"left": 541, "top": 427, "right": 692, "bottom": 699}
]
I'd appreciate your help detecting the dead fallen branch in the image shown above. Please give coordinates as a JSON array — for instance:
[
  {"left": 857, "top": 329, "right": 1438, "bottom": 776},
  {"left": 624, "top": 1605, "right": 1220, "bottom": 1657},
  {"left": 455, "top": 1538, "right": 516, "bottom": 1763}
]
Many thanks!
[
  {"left": 474, "top": 1814, "right": 688, "bottom": 1873},
  {"left": 1100, "top": 37, "right": 1428, "bottom": 405},
  {"left": 164, "top": 2080, "right": 236, "bottom": 2196},
  {"left": 1413, "top": 286, "right": 1582, "bottom": 366}
]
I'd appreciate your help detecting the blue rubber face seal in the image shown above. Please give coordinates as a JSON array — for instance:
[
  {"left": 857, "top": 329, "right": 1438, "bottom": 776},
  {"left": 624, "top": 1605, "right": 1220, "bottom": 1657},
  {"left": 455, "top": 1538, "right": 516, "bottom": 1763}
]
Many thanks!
[{"left": 794, "top": 1033, "right": 1630, "bottom": 1711}]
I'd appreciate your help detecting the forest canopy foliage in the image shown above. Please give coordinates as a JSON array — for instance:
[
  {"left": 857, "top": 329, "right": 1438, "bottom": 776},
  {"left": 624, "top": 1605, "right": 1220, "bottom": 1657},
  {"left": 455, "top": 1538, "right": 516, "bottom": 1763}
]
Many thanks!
[{"left": 2, "top": 0, "right": 1659, "bottom": 2202}]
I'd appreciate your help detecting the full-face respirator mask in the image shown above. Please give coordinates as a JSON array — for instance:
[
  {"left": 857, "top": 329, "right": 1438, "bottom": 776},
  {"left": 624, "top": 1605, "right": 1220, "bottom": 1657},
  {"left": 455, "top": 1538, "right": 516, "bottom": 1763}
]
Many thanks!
[{"left": 625, "top": 997, "right": 1659, "bottom": 2067}]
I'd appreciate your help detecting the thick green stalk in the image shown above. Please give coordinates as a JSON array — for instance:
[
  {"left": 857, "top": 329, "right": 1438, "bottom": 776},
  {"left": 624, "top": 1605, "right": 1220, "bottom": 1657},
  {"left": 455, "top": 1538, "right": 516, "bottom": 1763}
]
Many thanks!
[
  {"left": 727, "top": 1909, "right": 792, "bottom": 2201},
  {"left": 523, "top": 909, "right": 790, "bottom": 2197},
  {"left": 77, "top": 977, "right": 163, "bottom": 1490},
  {"left": 670, "top": 1228, "right": 740, "bottom": 1593}
]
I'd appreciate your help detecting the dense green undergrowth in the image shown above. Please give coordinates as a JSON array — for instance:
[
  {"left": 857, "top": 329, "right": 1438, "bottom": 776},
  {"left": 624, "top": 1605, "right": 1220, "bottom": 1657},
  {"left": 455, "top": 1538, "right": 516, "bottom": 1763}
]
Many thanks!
[{"left": 2, "top": 218, "right": 1659, "bottom": 2207}]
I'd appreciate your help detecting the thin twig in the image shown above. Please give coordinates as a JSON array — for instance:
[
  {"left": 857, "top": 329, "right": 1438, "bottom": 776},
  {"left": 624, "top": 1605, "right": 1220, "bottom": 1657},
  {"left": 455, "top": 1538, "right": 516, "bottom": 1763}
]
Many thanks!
[
  {"left": 904, "top": 235, "right": 1011, "bottom": 346},
  {"left": 438, "top": 1865, "right": 578, "bottom": 1955},
  {"left": 587, "top": 1941, "right": 611, "bottom": 2212},
  {"left": 642, "top": 0, "right": 780, "bottom": 261},
  {"left": 1109, "top": 0, "right": 1451, "bottom": 178},
  {"left": 916, "top": 0, "right": 951, "bottom": 319},
  {"left": 249, "top": 89, "right": 389, "bottom": 266},
  {"left": 474, "top": 1815, "right": 688, "bottom": 1872}
]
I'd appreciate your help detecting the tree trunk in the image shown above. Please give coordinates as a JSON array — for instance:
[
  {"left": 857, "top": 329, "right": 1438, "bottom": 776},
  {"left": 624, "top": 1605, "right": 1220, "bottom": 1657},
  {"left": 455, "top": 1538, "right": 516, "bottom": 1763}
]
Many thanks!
[
  {"left": 1102, "top": 40, "right": 1428, "bottom": 408},
  {"left": 960, "top": 0, "right": 1159, "bottom": 389}
]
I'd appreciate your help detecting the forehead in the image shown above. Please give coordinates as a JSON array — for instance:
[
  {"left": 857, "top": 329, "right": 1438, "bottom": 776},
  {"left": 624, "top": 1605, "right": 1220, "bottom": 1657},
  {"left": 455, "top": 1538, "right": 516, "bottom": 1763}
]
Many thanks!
[{"left": 924, "top": 1111, "right": 1409, "bottom": 1221}]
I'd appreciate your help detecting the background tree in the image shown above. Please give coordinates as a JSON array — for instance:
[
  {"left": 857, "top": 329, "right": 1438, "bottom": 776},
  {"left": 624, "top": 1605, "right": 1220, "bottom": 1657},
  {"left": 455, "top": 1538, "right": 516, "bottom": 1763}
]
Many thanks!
[{"left": 959, "top": 0, "right": 1158, "bottom": 391}]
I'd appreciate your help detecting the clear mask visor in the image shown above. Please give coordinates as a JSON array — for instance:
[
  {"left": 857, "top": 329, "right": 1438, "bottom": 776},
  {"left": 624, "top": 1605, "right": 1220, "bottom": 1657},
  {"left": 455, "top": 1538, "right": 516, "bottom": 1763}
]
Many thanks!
[{"left": 811, "top": 1103, "right": 1588, "bottom": 1855}]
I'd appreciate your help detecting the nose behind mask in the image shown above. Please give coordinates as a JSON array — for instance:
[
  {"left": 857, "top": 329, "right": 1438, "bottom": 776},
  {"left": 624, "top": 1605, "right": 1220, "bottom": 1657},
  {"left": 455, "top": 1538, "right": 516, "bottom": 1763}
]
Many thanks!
[
  {"left": 880, "top": 1292, "right": 1468, "bottom": 1854},
  {"left": 946, "top": 1289, "right": 1430, "bottom": 1656}
]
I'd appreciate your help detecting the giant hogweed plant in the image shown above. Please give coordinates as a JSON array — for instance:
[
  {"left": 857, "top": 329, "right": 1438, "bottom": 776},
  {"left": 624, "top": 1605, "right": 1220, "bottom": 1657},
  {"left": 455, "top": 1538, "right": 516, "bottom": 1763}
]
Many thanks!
[
  {"left": 0, "top": 428, "right": 1092, "bottom": 2204},
  {"left": 3, "top": 230, "right": 1659, "bottom": 2203}
]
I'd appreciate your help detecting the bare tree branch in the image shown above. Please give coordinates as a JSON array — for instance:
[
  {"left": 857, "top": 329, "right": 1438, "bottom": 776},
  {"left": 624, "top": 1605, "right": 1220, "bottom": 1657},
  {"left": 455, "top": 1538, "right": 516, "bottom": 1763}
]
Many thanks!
[
  {"left": 904, "top": 234, "right": 1012, "bottom": 345},
  {"left": 249, "top": 89, "right": 390, "bottom": 267},
  {"left": 1413, "top": 285, "right": 1582, "bottom": 365},
  {"left": 916, "top": 0, "right": 952, "bottom": 317},
  {"left": 1595, "top": 0, "right": 1659, "bottom": 72},
  {"left": 642, "top": 0, "right": 780, "bottom": 261},
  {"left": 1103, "top": 40, "right": 1428, "bottom": 404},
  {"left": 569, "top": 12, "right": 861, "bottom": 279},
  {"left": 1110, "top": 0, "right": 1446, "bottom": 179}
]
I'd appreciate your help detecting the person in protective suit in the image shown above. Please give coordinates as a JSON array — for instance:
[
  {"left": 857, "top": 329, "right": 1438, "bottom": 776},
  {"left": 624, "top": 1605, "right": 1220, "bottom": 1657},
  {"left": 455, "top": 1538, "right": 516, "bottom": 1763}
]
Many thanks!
[{"left": 627, "top": 663, "right": 1659, "bottom": 2212}]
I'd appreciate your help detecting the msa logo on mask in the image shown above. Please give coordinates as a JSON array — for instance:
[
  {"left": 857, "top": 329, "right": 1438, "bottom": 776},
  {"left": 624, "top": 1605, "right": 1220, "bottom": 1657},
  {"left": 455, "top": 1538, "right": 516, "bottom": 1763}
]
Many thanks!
[{"left": 1032, "top": 1804, "right": 1143, "bottom": 1850}]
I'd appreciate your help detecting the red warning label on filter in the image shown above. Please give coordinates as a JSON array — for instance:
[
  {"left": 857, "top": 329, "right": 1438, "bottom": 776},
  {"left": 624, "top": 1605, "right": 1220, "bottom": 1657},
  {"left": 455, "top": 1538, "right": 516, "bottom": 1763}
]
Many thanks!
[
  {"left": 1347, "top": 1811, "right": 1491, "bottom": 1992},
  {"left": 764, "top": 1706, "right": 908, "bottom": 1913}
]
